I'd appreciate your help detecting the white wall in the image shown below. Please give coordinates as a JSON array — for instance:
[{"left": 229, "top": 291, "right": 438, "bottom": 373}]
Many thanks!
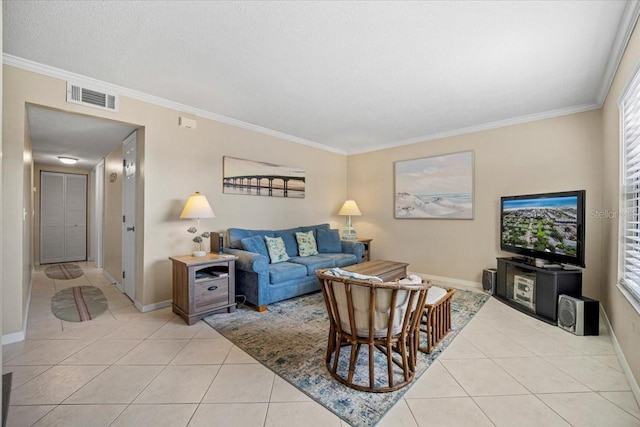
[{"left": 602, "top": 17, "right": 640, "bottom": 388}]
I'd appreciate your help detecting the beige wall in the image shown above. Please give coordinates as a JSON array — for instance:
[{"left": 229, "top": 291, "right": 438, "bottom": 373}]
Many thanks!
[
  {"left": 3, "top": 66, "right": 30, "bottom": 335},
  {"left": 2, "top": 64, "right": 348, "bottom": 335},
  {"left": 602, "top": 21, "right": 640, "bottom": 384},
  {"left": 348, "top": 111, "right": 603, "bottom": 298},
  {"left": 33, "top": 164, "right": 91, "bottom": 265}
]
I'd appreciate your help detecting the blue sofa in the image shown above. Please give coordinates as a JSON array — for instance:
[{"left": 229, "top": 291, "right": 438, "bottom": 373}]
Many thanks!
[{"left": 223, "top": 223, "right": 364, "bottom": 311}]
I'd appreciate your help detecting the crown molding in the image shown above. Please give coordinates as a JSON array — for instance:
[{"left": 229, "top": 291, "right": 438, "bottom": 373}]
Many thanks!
[
  {"left": 597, "top": 0, "right": 640, "bottom": 106},
  {"left": 2, "top": 54, "right": 347, "bottom": 156},
  {"left": 348, "top": 102, "right": 601, "bottom": 155}
]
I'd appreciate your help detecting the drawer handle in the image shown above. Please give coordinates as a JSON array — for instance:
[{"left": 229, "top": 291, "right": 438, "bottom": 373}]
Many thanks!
[{"left": 207, "top": 285, "right": 218, "bottom": 291}]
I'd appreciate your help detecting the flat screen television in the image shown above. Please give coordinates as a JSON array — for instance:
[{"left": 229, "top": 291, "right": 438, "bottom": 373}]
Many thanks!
[{"left": 500, "top": 190, "right": 585, "bottom": 268}]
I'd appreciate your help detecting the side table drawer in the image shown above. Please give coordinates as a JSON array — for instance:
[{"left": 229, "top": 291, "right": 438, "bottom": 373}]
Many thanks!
[{"left": 194, "top": 278, "right": 229, "bottom": 311}]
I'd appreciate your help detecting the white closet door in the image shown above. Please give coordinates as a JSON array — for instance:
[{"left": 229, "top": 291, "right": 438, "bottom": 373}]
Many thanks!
[
  {"left": 40, "top": 172, "right": 87, "bottom": 264},
  {"left": 40, "top": 172, "right": 65, "bottom": 263},
  {"left": 65, "top": 174, "right": 87, "bottom": 261}
]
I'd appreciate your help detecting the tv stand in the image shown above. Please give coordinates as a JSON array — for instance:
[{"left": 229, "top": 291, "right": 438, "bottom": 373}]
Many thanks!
[{"left": 495, "top": 258, "right": 582, "bottom": 324}]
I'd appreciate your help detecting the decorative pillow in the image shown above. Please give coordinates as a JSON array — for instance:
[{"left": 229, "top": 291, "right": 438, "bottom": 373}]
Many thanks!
[
  {"left": 317, "top": 228, "right": 342, "bottom": 253},
  {"left": 240, "top": 235, "right": 269, "bottom": 259},
  {"left": 264, "top": 236, "right": 290, "bottom": 264},
  {"left": 295, "top": 230, "right": 319, "bottom": 257}
]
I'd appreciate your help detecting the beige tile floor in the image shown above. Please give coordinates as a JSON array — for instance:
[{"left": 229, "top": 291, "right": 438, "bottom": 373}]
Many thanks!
[{"left": 3, "top": 262, "right": 640, "bottom": 426}]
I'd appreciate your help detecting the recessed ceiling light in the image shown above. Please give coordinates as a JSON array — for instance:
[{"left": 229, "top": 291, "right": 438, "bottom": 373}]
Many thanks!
[{"left": 58, "top": 156, "right": 78, "bottom": 165}]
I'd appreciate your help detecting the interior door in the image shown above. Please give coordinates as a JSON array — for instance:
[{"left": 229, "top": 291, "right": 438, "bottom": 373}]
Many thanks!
[
  {"left": 122, "top": 132, "right": 137, "bottom": 300},
  {"left": 64, "top": 174, "right": 87, "bottom": 261},
  {"left": 40, "top": 171, "right": 87, "bottom": 264},
  {"left": 40, "top": 172, "right": 65, "bottom": 264}
]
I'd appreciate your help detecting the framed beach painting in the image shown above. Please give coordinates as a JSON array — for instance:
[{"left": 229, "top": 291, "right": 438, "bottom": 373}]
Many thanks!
[
  {"left": 223, "top": 156, "right": 306, "bottom": 198},
  {"left": 394, "top": 151, "right": 474, "bottom": 219}
]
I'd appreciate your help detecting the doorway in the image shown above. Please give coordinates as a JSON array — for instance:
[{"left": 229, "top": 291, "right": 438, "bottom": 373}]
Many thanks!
[
  {"left": 40, "top": 171, "right": 87, "bottom": 264},
  {"left": 122, "top": 132, "right": 137, "bottom": 300}
]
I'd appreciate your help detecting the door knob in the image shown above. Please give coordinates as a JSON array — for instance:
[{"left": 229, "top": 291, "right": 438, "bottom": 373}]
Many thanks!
[{"left": 126, "top": 226, "right": 135, "bottom": 231}]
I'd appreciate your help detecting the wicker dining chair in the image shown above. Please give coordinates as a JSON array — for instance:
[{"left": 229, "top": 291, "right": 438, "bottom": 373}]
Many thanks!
[{"left": 315, "top": 269, "right": 430, "bottom": 393}]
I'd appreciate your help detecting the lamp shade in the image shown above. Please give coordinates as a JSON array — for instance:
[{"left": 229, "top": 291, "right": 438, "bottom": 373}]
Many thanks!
[
  {"left": 338, "top": 200, "right": 362, "bottom": 216},
  {"left": 180, "top": 192, "right": 215, "bottom": 219}
]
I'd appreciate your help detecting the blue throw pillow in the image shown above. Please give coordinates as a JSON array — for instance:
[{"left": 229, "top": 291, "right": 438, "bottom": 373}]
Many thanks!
[
  {"left": 317, "top": 228, "right": 342, "bottom": 253},
  {"left": 240, "top": 235, "right": 269, "bottom": 259}
]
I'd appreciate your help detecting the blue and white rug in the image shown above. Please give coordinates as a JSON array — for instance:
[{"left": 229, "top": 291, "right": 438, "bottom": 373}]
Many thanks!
[{"left": 204, "top": 288, "right": 489, "bottom": 426}]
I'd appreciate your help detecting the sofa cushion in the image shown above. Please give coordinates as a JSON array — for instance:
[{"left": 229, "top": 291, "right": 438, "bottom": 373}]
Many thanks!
[
  {"left": 299, "top": 223, "right": 330, "bottom": 233},
  {"left": 295, "top": 230, "right": 319, "bottom": 257},
  {"left": 316, "top": 252, "right": 358, "bottom": 268},
  {"left": 268, "top": 261, "right": 308, "bottom": 283},
  {"left": 265, "top": 236, "right": 290, "bottom": 264},
  {"left": 227, "top": 228, "right": 275, "bottom": 249},
  {"left": 240, "top": 235, "right": 269, "bottom": 259},
  {"left": 289, "top": 255, "right": 336, "bottom": 275},
  {"left": 317, "top": 228, "right": 342, "bottom": 253},
  {"left": 273, "top": 228, "right": 301, "bottom": 257}
]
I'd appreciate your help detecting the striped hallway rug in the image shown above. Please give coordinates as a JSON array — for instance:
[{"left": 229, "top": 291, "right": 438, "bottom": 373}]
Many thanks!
[
  {"left": 44, "top": 263, "right": 84, "bottom": 280},
  {"left": 51, "top": 285, "right": 108, "bottom": 322}
]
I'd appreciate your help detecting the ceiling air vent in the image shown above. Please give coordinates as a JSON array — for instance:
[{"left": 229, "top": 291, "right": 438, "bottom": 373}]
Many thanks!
[{"left": 66, "top": 82, "right": 118, "bottom": 112}]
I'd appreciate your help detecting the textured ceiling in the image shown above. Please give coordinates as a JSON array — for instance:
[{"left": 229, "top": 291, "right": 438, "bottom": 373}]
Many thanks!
[
  {"left": 28, "top": 107, "right": 137, "bottom": 169},
  {"left": 2, "top": 1, "right": 635, "bottom": 155}
]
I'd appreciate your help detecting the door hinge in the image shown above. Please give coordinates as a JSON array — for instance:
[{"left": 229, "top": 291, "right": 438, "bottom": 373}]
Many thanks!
[
  {"left": 122, "top": 271, "right": 126, "bottom": 279},
  {"left": 123, "top": 215, "right": 126, "bottom": 223},
  {"left": 123, "top": 159, "right": 126, "bottom": 167}
]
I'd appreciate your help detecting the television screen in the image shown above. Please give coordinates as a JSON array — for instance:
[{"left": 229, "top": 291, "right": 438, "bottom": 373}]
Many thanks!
[{"left": 500, "top": 190, "right": 585, "bottom": 267}]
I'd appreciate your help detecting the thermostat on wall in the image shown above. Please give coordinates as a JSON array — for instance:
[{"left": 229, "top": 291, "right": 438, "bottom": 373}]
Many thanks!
[{"left": 178, "top": 116, "right": 197, "bottom": 129}]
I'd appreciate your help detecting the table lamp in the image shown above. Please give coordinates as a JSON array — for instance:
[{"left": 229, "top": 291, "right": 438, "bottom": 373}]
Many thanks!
[
  {"left": 338, "top": 199, "right": 361, "bottom": 240},
  {"left": 180, "top": 191, "right": 215, "bottom": 257}
]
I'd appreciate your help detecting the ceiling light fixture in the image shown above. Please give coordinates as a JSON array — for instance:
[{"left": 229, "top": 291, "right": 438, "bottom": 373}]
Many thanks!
[{"left": 58, "top": 156, "right": 78, "bottom": 165}]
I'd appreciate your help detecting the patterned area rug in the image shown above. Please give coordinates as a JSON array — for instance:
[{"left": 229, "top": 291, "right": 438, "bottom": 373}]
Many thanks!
[
  {"left": 51, "top": 286, "right": 108, "bottom": 322},
  {"left": 204, "top": 288, "right": 489, "bottom": 426},
  {"left": 44, "top": 263, "right": 84, "bottom": 280}
]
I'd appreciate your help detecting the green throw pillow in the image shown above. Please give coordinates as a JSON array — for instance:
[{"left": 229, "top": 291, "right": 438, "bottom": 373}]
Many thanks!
[
  {"left": 295, "top": 230, "right": 319, "bottom": 257},
  {"left": 264, "top": 236, "right": 290, "bottom": 264}
]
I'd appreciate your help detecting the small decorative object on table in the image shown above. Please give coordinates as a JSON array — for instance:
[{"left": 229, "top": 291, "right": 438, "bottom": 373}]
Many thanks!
[{"left": 180, "top": 191, "right": 215, "bottom": 257}]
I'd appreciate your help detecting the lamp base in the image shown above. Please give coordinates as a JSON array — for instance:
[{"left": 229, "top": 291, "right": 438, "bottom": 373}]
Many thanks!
[
  {"left": 192, "top": 250, "right": 207, "bottom": 257},
  {"left": 342, "top": 227, "right": 357, "bottom": 240}
]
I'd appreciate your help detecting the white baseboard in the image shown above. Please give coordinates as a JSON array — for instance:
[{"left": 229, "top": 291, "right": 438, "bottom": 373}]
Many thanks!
[
  {"left": 2, "top": 331, "right": 26, "bottom": 345},
  {"left": 134, "top": 299, "right": 172, "bottom": 313},
  {"left": 2, "top": 275, "right": 33, "bottom": 345},
  {"left": 599, "top": 306, "right": 640, "bottom": 407},
  {"left": 410, "top": 271, "right": 482, "bottom": 290}
]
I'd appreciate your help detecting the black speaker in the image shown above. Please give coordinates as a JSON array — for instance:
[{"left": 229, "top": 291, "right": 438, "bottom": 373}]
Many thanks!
[
  {"left": 482, "top": 268, "right": 497, "bottom": 294},
  {"left": 557, "top": 295, "right": 599, "bottom": 336}
]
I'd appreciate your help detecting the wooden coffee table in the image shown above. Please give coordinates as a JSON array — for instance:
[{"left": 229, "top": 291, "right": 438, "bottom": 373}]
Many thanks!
[{"left": 343, "top": 259, "right": 408, "bottom": 282}]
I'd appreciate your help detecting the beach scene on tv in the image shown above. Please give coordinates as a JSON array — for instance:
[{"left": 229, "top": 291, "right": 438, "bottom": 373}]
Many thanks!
[{"left": 501, "top": 196, "right": 579, "bottom": 256}]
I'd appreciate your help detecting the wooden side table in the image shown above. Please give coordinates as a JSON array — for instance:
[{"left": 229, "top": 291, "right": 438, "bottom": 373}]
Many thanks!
[
  {"left": 170, "top": 253, "right": 237, "bottom": 325},
  {"left": 356, "top": 238, "right": 372, "bottom": 262}
]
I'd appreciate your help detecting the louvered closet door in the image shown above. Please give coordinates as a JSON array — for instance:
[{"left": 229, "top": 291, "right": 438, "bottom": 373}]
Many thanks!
[
  {"left": 40, "top": 172, "right": 87, "bottom": 264},
  {"left": 40, "top": 172, "right": 65, "bottom": 263},
  {"left": 64, "top": 174, "right": 87, "bottom": 261}
]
